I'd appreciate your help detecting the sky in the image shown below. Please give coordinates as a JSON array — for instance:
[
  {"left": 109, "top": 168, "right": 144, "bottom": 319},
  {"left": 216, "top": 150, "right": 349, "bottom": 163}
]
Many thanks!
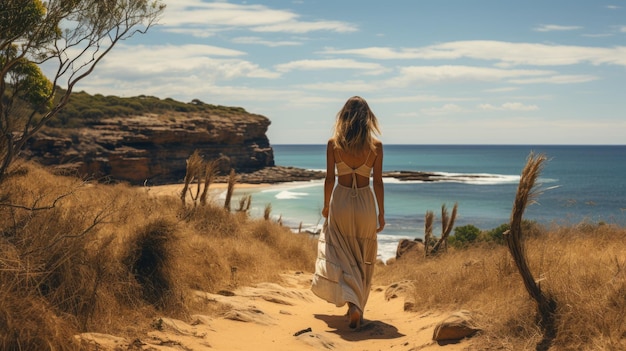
[{"left": 73, "top": 0, "right": 626, "bottom": 145}]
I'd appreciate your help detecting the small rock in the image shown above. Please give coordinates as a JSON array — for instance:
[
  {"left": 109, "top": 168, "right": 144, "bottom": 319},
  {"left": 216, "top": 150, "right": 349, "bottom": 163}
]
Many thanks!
[{"left": 432, "top": 310, "right": 481, "bottom": 343}]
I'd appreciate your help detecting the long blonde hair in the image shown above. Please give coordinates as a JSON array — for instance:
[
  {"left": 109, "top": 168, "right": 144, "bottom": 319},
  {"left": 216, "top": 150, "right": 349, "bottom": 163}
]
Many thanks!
[{"left": 332, "top": 96, "right": 381, "bottom": 154}]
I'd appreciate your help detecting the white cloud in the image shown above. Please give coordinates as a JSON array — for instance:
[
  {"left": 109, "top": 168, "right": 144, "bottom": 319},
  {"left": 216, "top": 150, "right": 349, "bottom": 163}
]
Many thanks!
[
  {"left": 163, "top": 1, "right": 297, "bottom": 27},
  {"left": 534, "top": 24, "right": 582, "bottom": 32},
  {"left": 478, "top": 102, "right": 539, "bottom": 111},
  {"left": 420, "top": 104, "right": 466, "bottom": 116},
  {"left": 606, "top": 5, "right": 621, "bottom": 10},
  {"left": 162, "top": 1, "right": 356, "bottom": 36},
  {"left": 375, "top": 95, "right": 477, "bottom": 104},
  {"left": 509, "top": 75, "right": 598, "bottom": 84},
  {"left": 232, "top": 36, "right": 302, "bottom": 47},
  {"left": 320, "top": 41, "right": 626, "bottom": 67},
  {"left": 275, "top": 59, "right": 388, "bottom": 75},
  {"left": 621, "top": 26, "right": 626, "bottom": 33},
  {"left": 252, "top": 21, "right": 357, "bottom": 33},
  {"left": 296, "top": 80, "right": 379, "bottom": 92},
  {"left": 320, "top": 46, "right": 420, "bottom": 60},
  {"left": 386, "top": 65, "right": 554, "bottom": 87},
  {"left": 165, "top": 28, "right": 217, "bottom": 38},
  {"left": 92, "top": 44, "right": 279, "bottom": 81},
  {"left": 484, "top": 87, "right": 519, "bottom": 93},
  {"left": 582, "top": 33, "right": 614, "bottom": 38}
]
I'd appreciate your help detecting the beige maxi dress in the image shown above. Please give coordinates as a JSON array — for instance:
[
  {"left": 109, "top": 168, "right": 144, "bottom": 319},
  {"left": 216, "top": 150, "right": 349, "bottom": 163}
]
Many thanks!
[{"left": 311, "top": 155, "right": 378, "bottom": 314}]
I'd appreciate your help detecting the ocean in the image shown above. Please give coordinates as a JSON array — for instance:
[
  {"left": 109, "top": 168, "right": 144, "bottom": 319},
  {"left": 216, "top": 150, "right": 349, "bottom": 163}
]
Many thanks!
[{"left": 229, "top": 145, "right": 626, "bottom": 262}]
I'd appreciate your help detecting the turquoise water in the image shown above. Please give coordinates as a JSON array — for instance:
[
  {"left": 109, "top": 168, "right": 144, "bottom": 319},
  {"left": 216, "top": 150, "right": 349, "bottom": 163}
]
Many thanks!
[{"left": 230, "top": 145, "right": 626, "bottom": 261}]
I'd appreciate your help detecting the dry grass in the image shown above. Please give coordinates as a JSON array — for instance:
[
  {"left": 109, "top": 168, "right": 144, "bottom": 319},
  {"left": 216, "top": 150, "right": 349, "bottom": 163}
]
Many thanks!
[
  {"left": 378, "top": 222, "right": 626, "bottom": 350},
  {"left": 1, "top": 161, "right": 625, "bottom": 350},
  {"left": 0, "top": 161, "right": 317, "bottom": 349}
]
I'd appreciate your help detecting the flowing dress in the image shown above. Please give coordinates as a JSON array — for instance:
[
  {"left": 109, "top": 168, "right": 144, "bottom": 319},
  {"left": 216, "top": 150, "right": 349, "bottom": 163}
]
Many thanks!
[{"left": 311, "top": 154, "right": 378, "bottom": 314}]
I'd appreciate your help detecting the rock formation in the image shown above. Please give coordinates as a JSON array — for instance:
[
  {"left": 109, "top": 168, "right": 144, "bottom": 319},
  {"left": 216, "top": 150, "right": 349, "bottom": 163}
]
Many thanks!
[
  {"left": 23, "top": 111, "right": 275, "bottom": 185},
  {"left": 395, "top": 238, "right": 425, "bottom": 260},
  {"left": 432, "top": 310, "right": 481, "bottom": 344}
]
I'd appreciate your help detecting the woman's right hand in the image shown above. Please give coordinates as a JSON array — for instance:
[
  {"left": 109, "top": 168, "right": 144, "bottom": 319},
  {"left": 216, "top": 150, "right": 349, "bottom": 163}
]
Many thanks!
[{"left": 322, "top": 206, "right": 329, "bottom": 218}]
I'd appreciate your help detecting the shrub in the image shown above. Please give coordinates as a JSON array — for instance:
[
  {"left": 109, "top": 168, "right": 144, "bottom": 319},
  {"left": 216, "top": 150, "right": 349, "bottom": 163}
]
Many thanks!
[
  {"left": 483, "top": 223, "right": 510, "bottom": 244},
  {"left": 449, "top": 224, "right": 481, "bottom": 248},
  {"left": 122, "top": 219, "right": 181, "bottom": 310}
]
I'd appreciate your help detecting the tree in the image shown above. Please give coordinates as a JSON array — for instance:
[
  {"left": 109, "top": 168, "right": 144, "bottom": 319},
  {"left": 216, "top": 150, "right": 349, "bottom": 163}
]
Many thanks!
[{"left": 0, "top": 0, "right": 165, "bottom": 182}]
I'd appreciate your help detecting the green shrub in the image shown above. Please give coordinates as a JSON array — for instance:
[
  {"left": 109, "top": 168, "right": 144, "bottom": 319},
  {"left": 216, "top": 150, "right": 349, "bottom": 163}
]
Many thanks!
[
  {"left": 449, "top": 224, "right": 481, "bottom": 248},
  {"left": 483, "top": 223, "right": 510, "bottom": 244}
]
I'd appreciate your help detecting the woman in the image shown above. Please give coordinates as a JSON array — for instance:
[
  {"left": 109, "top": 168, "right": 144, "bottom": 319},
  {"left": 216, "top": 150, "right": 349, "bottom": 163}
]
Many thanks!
[{"left": 311, "top": 96, "right": 385, "bottom": 329}]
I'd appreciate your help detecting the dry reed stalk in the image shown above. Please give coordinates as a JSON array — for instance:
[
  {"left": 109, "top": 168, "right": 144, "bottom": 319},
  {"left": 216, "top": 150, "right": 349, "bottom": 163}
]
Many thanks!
[
  {"left": 237, "top": 195, "right": 247, "bottom": 212},
  {"left": 443, "top": 203, "right": 458, "bottom": 237},
  {"left": 224, "top": 169, "right": 237, "bottom": 211},
  {"left": 505, "top": 152, "right": 556, "bottom": 349},
  {"left": 237, "top": 194, "right": 252, "bottom": 213},
  {"left": 264, "top": 203, "right": 272, "bottom": 220},
  {"left": 181, "top": 150, "right": 203, "bottom": 205},
  {"left": 245, "top": 195, "right": 252, "bottom": 212},
  {"left": 199, "top": 160, "right": 216, "bottom": 206},
  {"left": 424, "top": 210, "right": 434, "bottom": 257},
  {"left": 431, "top": 203, "right": 458, "bottom": 254}
]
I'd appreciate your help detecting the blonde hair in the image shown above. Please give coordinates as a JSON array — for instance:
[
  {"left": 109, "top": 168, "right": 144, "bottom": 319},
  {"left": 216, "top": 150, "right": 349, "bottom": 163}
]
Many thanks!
[{"left": 332, "top": 96, "right": 381, "bottom": 154}]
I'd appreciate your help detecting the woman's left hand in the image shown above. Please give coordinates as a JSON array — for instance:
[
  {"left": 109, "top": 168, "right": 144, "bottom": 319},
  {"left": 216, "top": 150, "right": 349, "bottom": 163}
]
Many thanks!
[{"left": 376, "top": 213, "right": 385, "bottom": 233}]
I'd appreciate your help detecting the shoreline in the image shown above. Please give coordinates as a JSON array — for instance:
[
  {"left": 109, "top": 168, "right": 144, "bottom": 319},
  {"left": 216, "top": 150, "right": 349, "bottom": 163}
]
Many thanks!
[
  {"left": 146, "top": 182, "right": 270, "bottom": 198},
  {"left": 148, "top": 165, "right": 504, "bottom": 189}
]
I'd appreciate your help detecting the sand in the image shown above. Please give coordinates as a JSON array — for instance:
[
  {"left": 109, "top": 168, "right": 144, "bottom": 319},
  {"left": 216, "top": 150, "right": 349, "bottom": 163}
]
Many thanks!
[
  {"left": 145, "top": 182, "right": 268, "bottom": 197},
  {"left": 78, "top": 271, "right": 474, "bottom": 350}
]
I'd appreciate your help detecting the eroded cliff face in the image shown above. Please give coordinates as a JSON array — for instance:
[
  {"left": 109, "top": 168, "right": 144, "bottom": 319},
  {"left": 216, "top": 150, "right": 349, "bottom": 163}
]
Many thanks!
[{"left": 23, "top": 111, "right": 274, "bottom": 185}]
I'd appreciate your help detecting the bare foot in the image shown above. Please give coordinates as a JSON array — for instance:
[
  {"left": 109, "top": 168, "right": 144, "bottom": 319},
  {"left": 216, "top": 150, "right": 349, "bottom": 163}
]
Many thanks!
[{"left": 348, "top": 303, "right": 361, "bottom": 329}]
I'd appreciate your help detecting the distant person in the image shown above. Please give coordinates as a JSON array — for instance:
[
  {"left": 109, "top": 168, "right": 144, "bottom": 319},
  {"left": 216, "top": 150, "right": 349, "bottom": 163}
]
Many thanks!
[{"left": 311, "top": 96, "right": 385, "bottom": 329}]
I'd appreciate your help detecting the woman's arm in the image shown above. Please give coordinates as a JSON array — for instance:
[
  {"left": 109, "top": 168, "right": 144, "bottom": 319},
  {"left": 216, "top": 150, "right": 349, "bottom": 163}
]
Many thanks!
[
  {"left": 372, "top": 141, "right": 385, "bottom": 232},
  {"left": 322, "top": 139, "right": 336, "bottom": 218}
]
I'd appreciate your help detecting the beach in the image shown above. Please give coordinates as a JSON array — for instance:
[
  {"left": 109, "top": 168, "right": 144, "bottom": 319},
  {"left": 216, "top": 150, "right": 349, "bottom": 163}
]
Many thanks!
[
  {"left": 78, "top": 271, "right": 473, "bottom": 350},
  {"left": 147, "top": 181, "right": 268, "bottom": 198}
]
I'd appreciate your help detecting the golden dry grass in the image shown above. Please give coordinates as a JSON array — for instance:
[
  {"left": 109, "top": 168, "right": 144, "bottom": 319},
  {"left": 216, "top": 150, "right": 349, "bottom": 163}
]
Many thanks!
[
  {"left": 0, "top": 161, "right": 317, "bottom": 350},
  {"left": 1, "top": 161, "right": 625, "bottom": 350},
  {"left": 377, "top": 222, "right": 626, "bottom": 350}
]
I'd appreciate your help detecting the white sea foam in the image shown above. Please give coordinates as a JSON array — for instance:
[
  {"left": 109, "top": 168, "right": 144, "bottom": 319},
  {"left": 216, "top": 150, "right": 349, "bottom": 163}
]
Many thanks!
[
  {"left": 436, "top": 172, "right": 521, "bottom": 185},
  {"left": 259, "top": 180, "right": 322, "bottom": 193},
  {"left": 383, "top": 172, "right": 521, "bottom": 185},
  {"left": 377, "top": 233, "right": 416, "bottom": 263},
  {"left": 275, "top": 190, "right": 310, "bottom": 200}
]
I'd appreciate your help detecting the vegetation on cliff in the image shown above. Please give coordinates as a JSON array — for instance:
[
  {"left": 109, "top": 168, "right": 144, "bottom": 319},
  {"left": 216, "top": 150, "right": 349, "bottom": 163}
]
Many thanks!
[{"left": 48, "top": 91, "right": 249, "bottom": 128}]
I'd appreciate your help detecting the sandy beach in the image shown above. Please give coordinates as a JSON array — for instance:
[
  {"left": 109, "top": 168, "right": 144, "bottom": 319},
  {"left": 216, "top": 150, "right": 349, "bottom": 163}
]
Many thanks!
[
  {"left": 145, "top": 182, "right": 269, "bottom": 198},
  {"left": 78, "top": 271, "right": 473, "bottom": 350}
]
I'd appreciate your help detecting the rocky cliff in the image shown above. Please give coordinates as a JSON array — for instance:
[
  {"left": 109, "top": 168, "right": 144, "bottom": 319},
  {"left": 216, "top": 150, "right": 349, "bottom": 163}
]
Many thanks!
[{"left": 24, "top": 111, "right": 275, "bottom": 185}]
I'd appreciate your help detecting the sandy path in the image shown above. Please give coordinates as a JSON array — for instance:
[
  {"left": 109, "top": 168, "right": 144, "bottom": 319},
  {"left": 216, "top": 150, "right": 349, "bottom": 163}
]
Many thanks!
[{"left": 79, "top": 272, "right": 473, "bottom": 350}]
